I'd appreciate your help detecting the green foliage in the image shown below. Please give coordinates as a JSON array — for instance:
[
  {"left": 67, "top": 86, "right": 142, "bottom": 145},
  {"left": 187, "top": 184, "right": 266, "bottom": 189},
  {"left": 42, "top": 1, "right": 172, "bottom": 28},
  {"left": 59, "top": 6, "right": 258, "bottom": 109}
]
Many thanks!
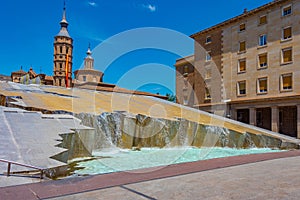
[{"left": 166, "top": 93, "right": 176, "bottom": 102}]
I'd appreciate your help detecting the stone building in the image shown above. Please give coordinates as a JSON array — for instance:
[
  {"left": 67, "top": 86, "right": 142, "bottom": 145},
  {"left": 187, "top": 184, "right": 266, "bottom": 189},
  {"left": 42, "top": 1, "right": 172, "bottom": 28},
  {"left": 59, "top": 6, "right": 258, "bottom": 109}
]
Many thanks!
[
  {"left": 11, "top": 67, "right": 27, "bottom": 83},
  {"left": 10, "top": 67, "right": 53, "bottom": 85},
  {"left": 175, "top": 55, "right": 195, "bottom": 106},
  {"left": 176, "top": 0, "right": 300, "bottom": 138},
  {"left": 53, "top": 4, "right": 73, "bottom": 87}
]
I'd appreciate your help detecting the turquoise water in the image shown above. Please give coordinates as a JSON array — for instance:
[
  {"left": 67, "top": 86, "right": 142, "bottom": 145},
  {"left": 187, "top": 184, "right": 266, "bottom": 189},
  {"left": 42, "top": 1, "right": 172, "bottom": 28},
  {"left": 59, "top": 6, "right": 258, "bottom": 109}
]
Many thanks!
[{"left": 73, "top": 147, "right": 283, "bottom": 175}]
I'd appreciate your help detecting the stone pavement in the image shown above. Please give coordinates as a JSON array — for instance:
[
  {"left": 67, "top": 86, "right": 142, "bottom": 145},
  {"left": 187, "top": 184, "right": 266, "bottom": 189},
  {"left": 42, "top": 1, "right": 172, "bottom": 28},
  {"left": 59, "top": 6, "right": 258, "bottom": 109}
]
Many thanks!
[{"left": 1, "top": 150, "right": 300, "bottom": 200}]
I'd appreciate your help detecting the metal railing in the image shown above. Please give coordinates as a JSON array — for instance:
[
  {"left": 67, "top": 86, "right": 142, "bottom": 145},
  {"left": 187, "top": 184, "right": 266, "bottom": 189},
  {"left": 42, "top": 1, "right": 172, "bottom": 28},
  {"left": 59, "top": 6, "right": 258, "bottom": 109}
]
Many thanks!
[{"left": 0, "top": 159, "right": 45, "bottom": 179}]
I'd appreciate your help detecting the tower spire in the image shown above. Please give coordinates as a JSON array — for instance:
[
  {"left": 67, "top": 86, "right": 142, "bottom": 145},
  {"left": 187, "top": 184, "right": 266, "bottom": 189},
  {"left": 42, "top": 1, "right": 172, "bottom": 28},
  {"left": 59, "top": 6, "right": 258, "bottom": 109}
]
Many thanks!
[
  {"left": 86, "top": 43, "right": 92, "bottom": 56},
  {"left": 84, "top": 44, "right": 94, "bottom": 69},
  {"left": 61, "top": 0, "right": 67, "bottom": 25},
  {"left": 57, "top": 0, "right": 70, "bottom": 37}
]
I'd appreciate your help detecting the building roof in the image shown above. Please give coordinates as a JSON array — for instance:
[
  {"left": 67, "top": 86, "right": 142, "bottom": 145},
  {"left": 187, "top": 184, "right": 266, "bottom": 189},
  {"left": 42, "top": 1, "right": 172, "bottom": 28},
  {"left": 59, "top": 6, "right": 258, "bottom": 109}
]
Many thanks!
[
  {"left": 73, "top": 69, "right": 103, "bottom": 75},
  {"left": 73, "top": 81, "right": 168, "bottom": 99},
  {"left": 11, "top": 69, "right": 26, "bottom": 75},
  {"left": 28, "top": 68, "right": 37, "bottom": 77},
  {"left": 190, "top": 0, "right": 288, "bottom": 37},
  {"left": 175, "top": 55, "right": 194, "bottom": 66}
]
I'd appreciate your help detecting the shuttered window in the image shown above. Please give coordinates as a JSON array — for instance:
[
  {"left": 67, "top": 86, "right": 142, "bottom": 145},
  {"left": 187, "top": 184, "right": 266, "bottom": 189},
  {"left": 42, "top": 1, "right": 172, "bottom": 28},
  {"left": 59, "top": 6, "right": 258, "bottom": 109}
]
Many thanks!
[
  {"left": 283, "top": 27, "right": 292, "bottom": 40},
  {"left": 238, "top": 59, "right": 246, "bottom": 72},
  {"left": 238, "top": 81, "right": 246, "bottom": 95},
  {"left": 239, "top": 41, "right": 246, "bottom": 52},
  {"left": 259, "top": 15, "right": 267, "bottom": 25},
  {"left": 281, "top": 74, "right": 292, "bottom": 90},
  {"left": 258, "top": 78, "right": 268, "bottom": 93},
  {"left": 239, "top": 23, "right": 246, "bottom": 31},
  {"left": 282, "top": 48, "right": 292, "bottom": 63},
  {"left": 258, "top": 54, "right": 267, "bottom": 68}
]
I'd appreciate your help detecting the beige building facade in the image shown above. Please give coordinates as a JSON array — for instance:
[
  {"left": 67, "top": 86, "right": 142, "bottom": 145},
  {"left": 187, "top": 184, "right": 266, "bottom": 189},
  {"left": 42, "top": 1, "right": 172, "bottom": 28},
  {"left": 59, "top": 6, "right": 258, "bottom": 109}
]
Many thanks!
[{"left": 176, "top": 0, "right": 300, "bottom": 138}]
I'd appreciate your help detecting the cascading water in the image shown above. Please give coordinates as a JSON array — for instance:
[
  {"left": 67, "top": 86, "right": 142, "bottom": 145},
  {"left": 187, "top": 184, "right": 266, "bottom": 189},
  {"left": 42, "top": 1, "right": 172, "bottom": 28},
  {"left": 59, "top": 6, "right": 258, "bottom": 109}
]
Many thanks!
[
  {"left": 74, "top": 111, "right": 294, "bottom": 151},
  {"left": 57, "top": 111, "right": 298, "bottom": 177},
  {"left": 205, "top": 125, "right": 230, "bottom": 147}
]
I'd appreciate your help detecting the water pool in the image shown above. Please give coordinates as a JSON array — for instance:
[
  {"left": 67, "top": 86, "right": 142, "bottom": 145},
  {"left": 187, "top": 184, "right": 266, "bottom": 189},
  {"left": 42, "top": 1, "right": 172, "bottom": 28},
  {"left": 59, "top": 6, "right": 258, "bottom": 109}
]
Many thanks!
[{"left": 72, "top": 147, "right": 283, "bottom": 175}]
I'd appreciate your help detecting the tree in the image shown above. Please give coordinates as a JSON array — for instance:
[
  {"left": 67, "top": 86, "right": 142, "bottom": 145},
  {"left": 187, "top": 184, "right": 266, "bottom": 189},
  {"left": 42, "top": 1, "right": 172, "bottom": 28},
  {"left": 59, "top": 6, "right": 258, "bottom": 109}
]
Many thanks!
[{"left": 166, "top": 93, "right": 176, "bottom": 102}]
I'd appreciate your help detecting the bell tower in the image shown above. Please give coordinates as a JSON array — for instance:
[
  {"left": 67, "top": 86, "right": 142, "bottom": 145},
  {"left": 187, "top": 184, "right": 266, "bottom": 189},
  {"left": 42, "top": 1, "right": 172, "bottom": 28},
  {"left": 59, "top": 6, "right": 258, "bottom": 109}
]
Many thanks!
[{"left": 53, "top": 2, "right": 73, "bottom": 87}]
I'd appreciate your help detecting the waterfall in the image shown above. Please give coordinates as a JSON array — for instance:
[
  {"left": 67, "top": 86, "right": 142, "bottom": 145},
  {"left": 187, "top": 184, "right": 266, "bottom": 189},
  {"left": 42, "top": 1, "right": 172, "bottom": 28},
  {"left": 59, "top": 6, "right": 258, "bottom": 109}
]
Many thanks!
[{"left": 74, "top": 111, "right": 292, "bottom": 151}]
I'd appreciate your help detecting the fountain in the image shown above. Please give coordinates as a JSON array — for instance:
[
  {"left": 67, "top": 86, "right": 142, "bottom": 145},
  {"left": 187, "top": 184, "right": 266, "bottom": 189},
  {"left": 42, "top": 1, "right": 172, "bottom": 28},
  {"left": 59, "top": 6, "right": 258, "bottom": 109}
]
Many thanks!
[
  {"left": 0, "top": 82, "right": 299, "bottom": 178},
  {"left": 74, "top": 111, "right": 295, "bottom": 151}
]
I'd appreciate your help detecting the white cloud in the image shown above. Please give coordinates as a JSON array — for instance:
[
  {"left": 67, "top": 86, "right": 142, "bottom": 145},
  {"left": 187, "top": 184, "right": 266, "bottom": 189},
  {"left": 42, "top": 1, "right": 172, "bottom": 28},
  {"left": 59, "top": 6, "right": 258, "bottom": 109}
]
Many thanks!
[
  {"left": 88, "top": 1, "right": 98, "bottom": 7},
  {"left": 142, "top": 4, "right": 156, "bottom": 12}
]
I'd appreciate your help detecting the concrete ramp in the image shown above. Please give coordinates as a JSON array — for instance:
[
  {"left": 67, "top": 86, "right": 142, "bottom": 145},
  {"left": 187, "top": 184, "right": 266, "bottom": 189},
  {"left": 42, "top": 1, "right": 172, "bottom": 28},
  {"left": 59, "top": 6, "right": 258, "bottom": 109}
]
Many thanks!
[{"left": 0, "top": 106, "right": 93, "bottom": 174}]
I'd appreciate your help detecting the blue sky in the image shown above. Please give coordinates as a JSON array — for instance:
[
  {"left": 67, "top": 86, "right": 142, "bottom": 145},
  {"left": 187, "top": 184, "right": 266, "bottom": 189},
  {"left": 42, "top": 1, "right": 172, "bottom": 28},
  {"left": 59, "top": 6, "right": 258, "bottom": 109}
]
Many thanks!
[{"left": 0, "top": 0, "right": 271, "bottom": 95}]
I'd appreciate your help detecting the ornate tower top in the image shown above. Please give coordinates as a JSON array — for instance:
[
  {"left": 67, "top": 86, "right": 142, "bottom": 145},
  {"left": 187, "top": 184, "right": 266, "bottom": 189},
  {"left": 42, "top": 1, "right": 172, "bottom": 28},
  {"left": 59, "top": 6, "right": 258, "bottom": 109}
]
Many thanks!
[
  {"left": 57, "top": 1, "right": 70, "bottom": 38},
  {"left": 84, "top": 44, "right": 94, "bottom": 70},
  {"left": 86, "top": 43, "right": 92, "bottom": 59}
]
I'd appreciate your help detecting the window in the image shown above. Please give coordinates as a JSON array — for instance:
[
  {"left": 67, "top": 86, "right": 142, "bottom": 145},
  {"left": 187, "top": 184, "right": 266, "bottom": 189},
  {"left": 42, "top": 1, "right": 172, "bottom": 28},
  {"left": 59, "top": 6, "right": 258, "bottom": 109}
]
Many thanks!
[
  {"left": 239, "top": 41, "right": 246, "bottom": 52},
  {"left": 259, "top": 34, "right": 267, "bottom": 46},
  {"left": 282, "top": 48, "right": 292, "bottom": 63},
  {"left": 257, "top": 77, "right": 268, "bottom": 94},
  {"left": 258, "top": 53, "right": 268, "bottom": 68},
  {"left": 281, "top": 73, "right": 293, "bottom": 91},
  {"left": 83, "top": 76, "right": 86, "bottom": 82},
  {"left": 60, "top": 46, "right": 63, "bottom": 53},
  {"left": 282, "top": 27, "right": 292, "bottom": 40},
  {"left": 237, "top": 81, "right": 246, "bottom": 96},
  {"left": 205, "top": 68, "right": 211, "bottom": 79},
  {"left": 59, "top": 63, "right": 62, "bottom": 69},
  {"left": 205, "top": 36, "right": 212, "bottom": 44},
  {"left": 205, "top": 87, "right": 211, "bottom": 99},
  {"left": 259, "top": 15, "right": 267, "bottom": 25},
  {"left": 238, "top": 59, "right": 246, "bottom": 73},
  {"left": 239, "top": 23, "right": 246, "bottom": 32},
  {"left": 183, "top": 66, "right": 189, "bottom": 75},
  {"left": 282, "top": 5, "right": 292, "bottom": 16},
  {"left": 66, "top": 47, "right": 69, "bottom": 54},
  {"left": 206, "top": 51, "right": 212, "bottom": 61}
]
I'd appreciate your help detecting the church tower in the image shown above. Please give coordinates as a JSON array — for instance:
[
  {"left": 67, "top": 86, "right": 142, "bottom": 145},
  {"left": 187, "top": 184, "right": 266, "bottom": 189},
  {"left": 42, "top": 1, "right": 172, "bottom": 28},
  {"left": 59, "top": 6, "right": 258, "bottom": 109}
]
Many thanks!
[
  {"left": 84, "top": 44, "right": 94, "bottom": 70},
  {"left": 53, "top": 2, "right": 73, "bottom": 87},
  {"left": 73, "top": 44, "right": 104, "bottom": 83}
]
